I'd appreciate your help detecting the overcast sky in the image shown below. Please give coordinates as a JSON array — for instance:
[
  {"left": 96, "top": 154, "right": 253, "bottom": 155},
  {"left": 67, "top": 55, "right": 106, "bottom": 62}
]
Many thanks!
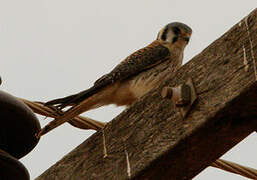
[{"left": 1, "top": 0, "right": 257, "bottom": 179}]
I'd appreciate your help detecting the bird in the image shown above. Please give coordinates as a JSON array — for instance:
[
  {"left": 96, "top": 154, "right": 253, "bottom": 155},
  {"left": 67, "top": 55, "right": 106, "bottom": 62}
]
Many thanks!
[{"left": 38, "top": 22, "right": 192, "bottom": 137}]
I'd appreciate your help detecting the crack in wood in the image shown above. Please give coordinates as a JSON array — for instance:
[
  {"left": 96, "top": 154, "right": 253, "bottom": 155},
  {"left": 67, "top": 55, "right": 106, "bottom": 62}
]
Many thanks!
[
  {"left": 244, "top": 16, "right": 257, "bottom": 80},
  {"left": 102, "top": 129, "right": 108, "bottom": 158},
  {"left": 124, "top": 148, "right": 131, "bottom": 179},
  {"left": 243, "top": 45, "right": 249, "bottom": 72}
]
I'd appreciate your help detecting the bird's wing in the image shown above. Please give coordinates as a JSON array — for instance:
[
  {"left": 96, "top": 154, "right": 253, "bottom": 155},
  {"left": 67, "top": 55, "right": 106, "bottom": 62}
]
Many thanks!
[{"left": 45, "top": 40, "right": 170, "bottom": 109}]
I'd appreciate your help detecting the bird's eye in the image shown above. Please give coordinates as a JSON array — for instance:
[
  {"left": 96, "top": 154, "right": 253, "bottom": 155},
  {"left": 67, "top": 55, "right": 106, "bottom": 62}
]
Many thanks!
[
  {"left": 172, "top": 37, "right": 178, "bottom": 43},
  {"left": 172, "top": 27, "right": 180, "bottom": 35}
]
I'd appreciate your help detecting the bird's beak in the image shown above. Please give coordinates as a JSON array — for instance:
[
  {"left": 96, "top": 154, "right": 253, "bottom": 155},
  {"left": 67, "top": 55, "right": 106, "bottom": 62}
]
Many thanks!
[
  {"left": 183, "top": 36, "right": 190, "bottom": 43},
  {"left": 183, "top": 32, "right": 191, "bottom": 44}
]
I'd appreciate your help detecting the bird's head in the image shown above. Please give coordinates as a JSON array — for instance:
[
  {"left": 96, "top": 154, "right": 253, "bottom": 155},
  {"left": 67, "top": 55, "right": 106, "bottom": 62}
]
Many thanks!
[{"left": 157, "top": 22, "right": 192, "bottom": 50}]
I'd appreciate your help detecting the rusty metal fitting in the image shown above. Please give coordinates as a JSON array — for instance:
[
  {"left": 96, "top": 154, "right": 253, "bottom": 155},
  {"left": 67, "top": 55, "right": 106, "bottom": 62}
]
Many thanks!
[
  {"left": 161, "top": 78, "right": 197, "bottom": 118},
  {"left": 162, "top": 83, "right": 191, "bottom": 107}
]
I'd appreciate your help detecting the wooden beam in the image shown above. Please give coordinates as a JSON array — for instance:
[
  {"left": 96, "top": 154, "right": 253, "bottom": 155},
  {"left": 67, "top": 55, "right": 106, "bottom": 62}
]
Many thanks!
[{"left": 36, "top": 8, "right": 257, "bottom": 180}]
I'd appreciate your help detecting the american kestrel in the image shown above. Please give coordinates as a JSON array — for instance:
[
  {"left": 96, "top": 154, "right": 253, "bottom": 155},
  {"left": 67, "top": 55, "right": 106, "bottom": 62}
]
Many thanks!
[{"left": 39, "top": 22, "right": 192, "bottom": 137}]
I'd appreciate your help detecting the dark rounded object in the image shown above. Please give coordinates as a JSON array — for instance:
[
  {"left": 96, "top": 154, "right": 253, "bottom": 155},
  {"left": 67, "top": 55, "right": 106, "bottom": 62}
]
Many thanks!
[
  {"left": 0, "top": 149, "right": 30, "bottom": 180},
  {"left": 0, "top": 90, "right": 41, "bottom": 159}
]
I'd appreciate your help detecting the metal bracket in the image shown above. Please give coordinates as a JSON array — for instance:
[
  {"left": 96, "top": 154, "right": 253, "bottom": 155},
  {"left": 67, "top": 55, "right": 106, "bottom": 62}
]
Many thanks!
[{"left": 161, "top": 77, "right": 197, "bottom": 118}]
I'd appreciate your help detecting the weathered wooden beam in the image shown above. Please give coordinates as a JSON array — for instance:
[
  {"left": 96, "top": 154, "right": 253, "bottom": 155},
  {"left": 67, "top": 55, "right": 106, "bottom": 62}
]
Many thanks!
[{"left": 36, "top": 8, "right": 257, "bottom": 180}]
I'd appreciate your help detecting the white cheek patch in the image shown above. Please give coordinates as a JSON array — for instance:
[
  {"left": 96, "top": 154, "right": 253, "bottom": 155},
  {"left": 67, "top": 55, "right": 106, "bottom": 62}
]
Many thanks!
[{"left": 166, "top": 30, "right": 175, "bottom": 43}]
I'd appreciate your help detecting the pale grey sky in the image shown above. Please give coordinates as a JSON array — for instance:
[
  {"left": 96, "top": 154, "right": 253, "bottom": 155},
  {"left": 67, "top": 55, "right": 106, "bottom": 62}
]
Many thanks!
[{"left": 0, "top": 0, "right": 256, "bottom": 179}]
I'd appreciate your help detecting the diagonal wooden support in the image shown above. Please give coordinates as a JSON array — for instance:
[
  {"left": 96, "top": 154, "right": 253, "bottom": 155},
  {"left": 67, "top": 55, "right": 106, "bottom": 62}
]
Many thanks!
[{"left": 36, "top": 8, "right": 257, "bottom": 180}]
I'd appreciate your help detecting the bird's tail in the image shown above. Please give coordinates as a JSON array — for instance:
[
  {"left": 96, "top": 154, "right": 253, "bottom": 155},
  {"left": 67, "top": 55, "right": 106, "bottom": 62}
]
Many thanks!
[
  {"left": 45, "top": 94, "right": 78, "bottom": 109},
  {"left": 45, "top": 86, "right": 99, "bottom": 109},
  {"left": 38, "top": 90, "right": 106, "bottom": 137}
]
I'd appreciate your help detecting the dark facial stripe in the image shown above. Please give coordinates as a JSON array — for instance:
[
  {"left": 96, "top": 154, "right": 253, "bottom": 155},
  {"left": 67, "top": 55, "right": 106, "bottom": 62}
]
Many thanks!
[{"left": 161, "top": 26, "right": 168, "bottom": 41}]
